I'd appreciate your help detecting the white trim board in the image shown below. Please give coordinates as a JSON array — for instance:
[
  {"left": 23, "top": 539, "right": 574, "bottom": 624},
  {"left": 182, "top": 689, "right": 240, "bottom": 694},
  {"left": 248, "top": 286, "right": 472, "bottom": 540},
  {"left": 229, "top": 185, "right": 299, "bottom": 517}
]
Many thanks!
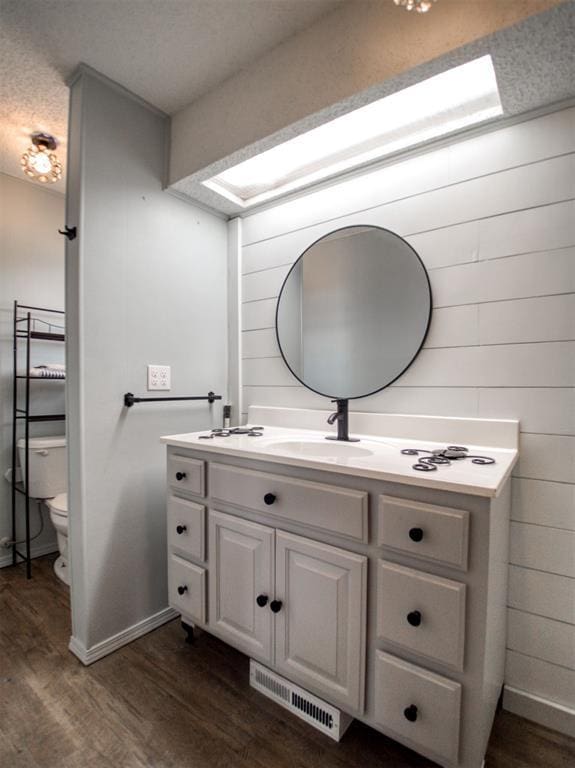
[
  {"left": 68, "top": 606, "right": 178, "bottom": 665},
  {"left": 0, "top": 541, "right": 58, "bottom": 569},
  {"left": 503, "top": 685, "right": 575, "bottom": 738},
  {"left": 248, "top": 406, "right": 519, "bottom": 450}
]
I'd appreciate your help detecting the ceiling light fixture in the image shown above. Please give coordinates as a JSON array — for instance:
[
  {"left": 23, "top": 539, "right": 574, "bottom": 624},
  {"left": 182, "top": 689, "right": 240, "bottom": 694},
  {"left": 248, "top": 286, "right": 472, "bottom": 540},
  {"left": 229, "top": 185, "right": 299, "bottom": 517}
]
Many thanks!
[
  {"left": 394, "top": 0, "right": 437, "bottom": 13},
  {"left": 203, "top": 55, "right": 502, "bottom": 209},
  {"left": 21, "top": 132, "right": 63, "bottom": 184}
]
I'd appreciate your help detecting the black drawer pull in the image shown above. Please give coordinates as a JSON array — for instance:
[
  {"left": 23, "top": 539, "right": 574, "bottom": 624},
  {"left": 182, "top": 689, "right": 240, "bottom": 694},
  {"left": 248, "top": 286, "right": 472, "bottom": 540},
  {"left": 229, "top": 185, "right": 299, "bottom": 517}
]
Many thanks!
[
  {"left": 177, "top": 585, "right": 188, "bottom": 596},
  {"left": 407, "top": 610, "right": 422, "bottom": 627},
  {"left": 270, "top": 599, "right": 283, "bottom": 613},
  {"left": 256, "top": 594, "right": 269, "bottom": 607},
  {"left": 404, "top": 704, "right": 418, "bottom": 722},
  {"left": 263, "top": 493, "right": 277, "bottom": 505},
  {"left": 175, "top": 471, "right": 187, "bottom": 482},
  {"left": 176, "top": 525, "right": 187, "bottom": 535},
  {"left": 409, "top": 527, "right": 424, "bottom": 542}
]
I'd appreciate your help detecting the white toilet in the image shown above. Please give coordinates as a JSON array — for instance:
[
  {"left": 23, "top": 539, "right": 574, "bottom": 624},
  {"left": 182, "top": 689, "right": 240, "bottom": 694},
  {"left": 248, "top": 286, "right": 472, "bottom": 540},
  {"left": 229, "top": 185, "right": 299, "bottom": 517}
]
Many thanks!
[
  {"left": 45, "top": 493, "right": 69, "bottom": 585},
  {"left": 17, "top": 435, "right": 69, "bottom": 586}
]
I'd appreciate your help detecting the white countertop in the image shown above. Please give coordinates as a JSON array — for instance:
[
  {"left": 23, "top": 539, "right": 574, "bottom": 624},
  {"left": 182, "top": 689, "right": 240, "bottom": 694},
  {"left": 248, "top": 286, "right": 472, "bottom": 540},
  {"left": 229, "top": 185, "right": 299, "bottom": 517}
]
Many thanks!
[{"left": 160, "top": 424, "right": 518, "bottom": 498}]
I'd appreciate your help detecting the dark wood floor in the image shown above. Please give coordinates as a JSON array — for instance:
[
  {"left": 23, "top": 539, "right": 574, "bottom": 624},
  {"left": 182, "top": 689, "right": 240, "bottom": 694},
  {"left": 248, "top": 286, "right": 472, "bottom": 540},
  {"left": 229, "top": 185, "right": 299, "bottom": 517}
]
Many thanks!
[{"left": 1, "top": 555, "right": 573, "bottom": 768}]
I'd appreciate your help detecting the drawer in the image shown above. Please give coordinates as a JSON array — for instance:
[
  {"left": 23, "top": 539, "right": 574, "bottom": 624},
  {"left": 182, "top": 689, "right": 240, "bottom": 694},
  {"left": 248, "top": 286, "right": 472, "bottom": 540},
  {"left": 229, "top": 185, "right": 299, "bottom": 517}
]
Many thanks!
[
  {"left": 167, "top": 496, "right": 205, "bottom": 562},
  {"left": 169, "top": 554, "right": 206, "bottom": 624},
  {"left": 376, "top": 560, "right": 466, "bottom": 670},
  {"left": 378, "top": 495, "right": 469, "bottom": 570},
  {"left": 167, "top": 453, "right": 205, "bottom": 496},
  {"left": 209, "top": 463, "right": 368, "bottom": 542},
  {"left": 374, "top": 650, "right": 461, "bottom": 765}
]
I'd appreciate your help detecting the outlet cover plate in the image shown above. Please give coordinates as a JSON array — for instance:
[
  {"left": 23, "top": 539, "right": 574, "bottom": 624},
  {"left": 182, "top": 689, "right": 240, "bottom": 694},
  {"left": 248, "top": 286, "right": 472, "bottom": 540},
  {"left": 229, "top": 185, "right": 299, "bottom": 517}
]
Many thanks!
[{"left": 147, "top": 364, "right": 171, "bottom": 391}]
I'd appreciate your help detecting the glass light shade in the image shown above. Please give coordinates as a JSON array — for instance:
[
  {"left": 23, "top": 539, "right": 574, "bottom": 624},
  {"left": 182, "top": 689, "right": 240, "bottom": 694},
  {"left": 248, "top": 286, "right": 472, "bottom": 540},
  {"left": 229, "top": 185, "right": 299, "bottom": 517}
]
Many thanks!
[
  {"left": 21, "top": 145, "right": 63, "bottom": 184},
  {"left": 203, "top": 55, "right": 502, "bottom": 208},
  {"left": 394, "top": 0, "right": 436, "bottom": 12}
]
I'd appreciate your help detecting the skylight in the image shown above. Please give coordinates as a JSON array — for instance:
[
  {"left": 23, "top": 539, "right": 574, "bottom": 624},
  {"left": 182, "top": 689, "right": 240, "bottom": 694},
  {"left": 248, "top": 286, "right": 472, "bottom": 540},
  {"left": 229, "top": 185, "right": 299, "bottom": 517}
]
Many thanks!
[{"left": 203, "top": 55, "right": 502, "bottom": 208}]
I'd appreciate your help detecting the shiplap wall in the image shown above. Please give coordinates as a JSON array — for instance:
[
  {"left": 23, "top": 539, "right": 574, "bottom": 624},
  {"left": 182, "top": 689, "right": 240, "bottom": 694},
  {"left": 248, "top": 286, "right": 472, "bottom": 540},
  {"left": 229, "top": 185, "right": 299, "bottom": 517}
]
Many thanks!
[{"left": 238, "top": 106, "right": 575, "bottom": 725}]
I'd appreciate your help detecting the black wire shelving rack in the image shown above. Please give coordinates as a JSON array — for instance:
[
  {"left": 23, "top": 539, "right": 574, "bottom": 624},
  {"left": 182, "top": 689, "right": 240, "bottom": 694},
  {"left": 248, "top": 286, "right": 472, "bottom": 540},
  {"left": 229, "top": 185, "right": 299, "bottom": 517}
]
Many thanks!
[{"left": 11, "top": 300, "right": 65, "bottom": 579}]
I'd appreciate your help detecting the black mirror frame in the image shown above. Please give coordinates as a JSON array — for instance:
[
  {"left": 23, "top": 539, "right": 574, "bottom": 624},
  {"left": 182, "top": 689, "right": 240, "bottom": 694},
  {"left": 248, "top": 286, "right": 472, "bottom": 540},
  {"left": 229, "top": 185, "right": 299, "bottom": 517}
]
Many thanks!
[{"left": 274, "top": 224, "right": 433, "bottom": 401}]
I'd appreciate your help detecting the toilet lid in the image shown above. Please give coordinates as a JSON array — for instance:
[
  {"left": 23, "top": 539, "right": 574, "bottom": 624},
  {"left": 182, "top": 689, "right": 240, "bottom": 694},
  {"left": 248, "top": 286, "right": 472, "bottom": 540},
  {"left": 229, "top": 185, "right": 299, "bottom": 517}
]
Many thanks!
[{"left": 48, "top": 493, "right": 68, "bottom": 515}]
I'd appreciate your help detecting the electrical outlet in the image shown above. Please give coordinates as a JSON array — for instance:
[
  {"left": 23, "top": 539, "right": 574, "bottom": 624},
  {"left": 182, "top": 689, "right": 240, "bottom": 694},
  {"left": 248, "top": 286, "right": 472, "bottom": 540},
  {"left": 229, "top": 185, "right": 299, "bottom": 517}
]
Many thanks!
[{"left": 147, "top": 364, "right": 171, "bottom": 391}]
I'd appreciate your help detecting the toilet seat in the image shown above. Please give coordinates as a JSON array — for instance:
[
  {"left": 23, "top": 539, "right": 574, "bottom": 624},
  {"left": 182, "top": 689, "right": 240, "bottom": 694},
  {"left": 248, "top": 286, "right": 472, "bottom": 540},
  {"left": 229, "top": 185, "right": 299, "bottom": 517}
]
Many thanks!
[{"left": 47, "top": 492, "right": 67, "bottom": 516}]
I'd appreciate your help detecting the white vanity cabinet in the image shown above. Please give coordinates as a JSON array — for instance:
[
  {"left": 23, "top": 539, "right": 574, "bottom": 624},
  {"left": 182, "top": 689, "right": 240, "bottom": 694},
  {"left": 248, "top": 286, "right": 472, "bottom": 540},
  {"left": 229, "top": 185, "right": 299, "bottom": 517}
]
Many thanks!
[
  {"left": 274, "top": 529, "right": 366, "bottom": 710},
  {"left": 164, "top": 438, "right": 513, "bottom": 768},
  {"left": 208, "top": 511, "right": 274, "bottom": 661},
  {"left": 208, "top": 510, "right": 366, "bottom": 710}
]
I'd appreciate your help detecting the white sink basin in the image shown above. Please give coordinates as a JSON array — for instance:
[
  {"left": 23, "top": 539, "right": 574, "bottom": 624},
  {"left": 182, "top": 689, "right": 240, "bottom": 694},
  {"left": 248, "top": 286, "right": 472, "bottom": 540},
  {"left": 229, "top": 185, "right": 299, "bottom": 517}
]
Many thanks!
[{"left": 265, "top": 439, "right": 375, "bottom": 459}]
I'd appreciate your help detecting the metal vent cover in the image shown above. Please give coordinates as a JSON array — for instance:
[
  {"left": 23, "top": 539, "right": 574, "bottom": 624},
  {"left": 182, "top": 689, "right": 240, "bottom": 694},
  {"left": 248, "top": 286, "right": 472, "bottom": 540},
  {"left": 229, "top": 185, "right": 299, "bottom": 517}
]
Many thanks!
[{"left": 249, "top": 660, "right": 353, "bottom": 741}]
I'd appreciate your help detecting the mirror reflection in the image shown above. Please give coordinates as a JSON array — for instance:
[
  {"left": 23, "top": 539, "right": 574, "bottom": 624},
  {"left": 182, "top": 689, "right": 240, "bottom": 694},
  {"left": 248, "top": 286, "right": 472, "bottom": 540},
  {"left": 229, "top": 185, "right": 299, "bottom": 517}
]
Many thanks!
[{"left": 276, "top": 226, "right": 432, "bottom": 400}]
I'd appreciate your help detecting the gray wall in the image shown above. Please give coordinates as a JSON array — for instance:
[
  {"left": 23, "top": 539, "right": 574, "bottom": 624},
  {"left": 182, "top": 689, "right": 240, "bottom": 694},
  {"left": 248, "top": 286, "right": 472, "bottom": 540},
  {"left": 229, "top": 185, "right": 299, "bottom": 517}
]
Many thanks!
[
  {"left": 66, "top": 70, "right": 228, "bottom": 652},
  {"left": 0, "top": 173, "right": 65, "bottom": 566},
  {"left": 238, "top": 106, "right": 575, "bottom": 724}
]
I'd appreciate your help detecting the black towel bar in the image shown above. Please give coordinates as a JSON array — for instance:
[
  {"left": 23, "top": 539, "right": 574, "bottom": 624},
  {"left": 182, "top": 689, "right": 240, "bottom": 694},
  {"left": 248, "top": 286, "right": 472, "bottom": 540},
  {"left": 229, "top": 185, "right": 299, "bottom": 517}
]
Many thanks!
[{"left": 124, "top": 392, "right": 222, "bottom": 407}]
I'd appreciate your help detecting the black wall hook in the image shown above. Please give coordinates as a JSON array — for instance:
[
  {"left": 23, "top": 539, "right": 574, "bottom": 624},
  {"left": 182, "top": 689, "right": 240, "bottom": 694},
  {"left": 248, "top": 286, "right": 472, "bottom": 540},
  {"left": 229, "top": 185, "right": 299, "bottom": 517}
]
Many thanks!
[{"left": 58, "top": 226, "right": 77, "bottom": 240}]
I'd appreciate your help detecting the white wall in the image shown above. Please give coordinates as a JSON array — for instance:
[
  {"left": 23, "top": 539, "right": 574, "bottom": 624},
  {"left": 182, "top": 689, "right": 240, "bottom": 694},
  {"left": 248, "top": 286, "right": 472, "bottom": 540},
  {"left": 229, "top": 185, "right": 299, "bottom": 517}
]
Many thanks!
[
  {"left": 0, "top": 173, "right": 65, "bottom": 566},
  {"left": 238, "top": 106, "right": 575, "bottom": 731},
  {"left": 66, "top": 69, "right": 228, "bottom": 657}
]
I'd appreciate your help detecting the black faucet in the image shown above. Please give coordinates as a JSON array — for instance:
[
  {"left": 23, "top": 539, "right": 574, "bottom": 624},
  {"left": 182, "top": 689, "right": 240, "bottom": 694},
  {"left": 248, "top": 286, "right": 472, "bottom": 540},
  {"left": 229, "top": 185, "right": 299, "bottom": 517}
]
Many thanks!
[{"left": 326, "top": 399, "right": 360, "bottom": 442}]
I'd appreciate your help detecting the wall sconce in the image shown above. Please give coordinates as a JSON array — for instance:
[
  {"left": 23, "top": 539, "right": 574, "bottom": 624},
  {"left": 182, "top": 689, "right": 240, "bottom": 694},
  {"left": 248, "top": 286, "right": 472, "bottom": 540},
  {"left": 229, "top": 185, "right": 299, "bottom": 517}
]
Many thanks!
[
  {"left": 21, "top": 132, "right": 63, "bottom": 184},
  {"left": 394, "top": 0, "right": 436, "bottom": 12}
]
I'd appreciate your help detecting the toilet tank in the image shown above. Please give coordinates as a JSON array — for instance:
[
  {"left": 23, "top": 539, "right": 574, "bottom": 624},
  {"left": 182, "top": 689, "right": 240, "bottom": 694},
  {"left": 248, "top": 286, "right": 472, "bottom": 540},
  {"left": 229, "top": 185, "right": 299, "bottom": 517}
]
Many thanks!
[{"left": 17, "top": 436, "right": 67, "bottom": 499}]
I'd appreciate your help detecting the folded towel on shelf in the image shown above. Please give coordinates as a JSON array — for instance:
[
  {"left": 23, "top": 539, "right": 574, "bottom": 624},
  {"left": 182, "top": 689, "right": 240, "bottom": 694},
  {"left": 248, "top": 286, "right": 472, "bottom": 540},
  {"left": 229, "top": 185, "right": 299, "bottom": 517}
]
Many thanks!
[{"left": 29, "top": 365, "right": 66, "bottom": 379}]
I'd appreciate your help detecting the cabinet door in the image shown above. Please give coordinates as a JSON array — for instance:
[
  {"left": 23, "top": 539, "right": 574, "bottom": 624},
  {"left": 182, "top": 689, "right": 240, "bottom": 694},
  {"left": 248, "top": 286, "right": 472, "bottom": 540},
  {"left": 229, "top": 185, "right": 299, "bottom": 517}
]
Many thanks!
[
  {"left": 374, "top": 650, "right": 461, "bottom": 765},
  {"left": 168, "top": 554, "right": 206, "bottom": 625},
  {"left": 208, "top": 510, "right": 274, "bottom": 662},
  {"left": 167, "top": 496, "right": 205, "bottom": 562},
  {"left": 376, "top": 560, "right": 466, "bottom": 671},
  {"left": 274, "top": 531, "right": 367, "bottom": 712}
]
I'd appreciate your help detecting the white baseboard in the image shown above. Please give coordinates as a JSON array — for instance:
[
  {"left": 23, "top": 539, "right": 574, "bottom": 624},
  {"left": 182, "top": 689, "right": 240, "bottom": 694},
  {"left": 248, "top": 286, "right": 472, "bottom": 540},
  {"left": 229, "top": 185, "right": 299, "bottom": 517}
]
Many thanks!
[
  {"left": 503, "top": 685, "right": 575, "bottom": 737},
  {"left": 68, "top": 606, "right": 178, "bottom": 665},
  {"left": 0, "top": 541, "right": 58, "bottom": 569}
]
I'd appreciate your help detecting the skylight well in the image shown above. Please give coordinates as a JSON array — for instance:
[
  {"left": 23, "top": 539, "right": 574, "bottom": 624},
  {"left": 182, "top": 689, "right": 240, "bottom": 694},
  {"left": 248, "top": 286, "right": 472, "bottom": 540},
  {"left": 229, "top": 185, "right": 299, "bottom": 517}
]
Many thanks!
[{"left": 203, "top": 55, "right": 502, "bottom": 208}]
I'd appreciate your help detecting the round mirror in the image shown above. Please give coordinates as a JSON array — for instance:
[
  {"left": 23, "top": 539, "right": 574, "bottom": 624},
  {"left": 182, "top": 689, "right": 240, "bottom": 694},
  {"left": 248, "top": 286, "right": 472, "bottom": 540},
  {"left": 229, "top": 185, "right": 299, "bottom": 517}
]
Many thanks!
[{"left": 275, "top": 225, "right": 432, "bottom": 400}]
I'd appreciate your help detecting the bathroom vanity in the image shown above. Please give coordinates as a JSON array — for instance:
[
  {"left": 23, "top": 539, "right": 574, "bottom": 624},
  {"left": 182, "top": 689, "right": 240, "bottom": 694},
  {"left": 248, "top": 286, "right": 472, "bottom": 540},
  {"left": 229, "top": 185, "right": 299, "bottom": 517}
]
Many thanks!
[{"left": 161, "top": 407, "right": 518, "bottom": 768}]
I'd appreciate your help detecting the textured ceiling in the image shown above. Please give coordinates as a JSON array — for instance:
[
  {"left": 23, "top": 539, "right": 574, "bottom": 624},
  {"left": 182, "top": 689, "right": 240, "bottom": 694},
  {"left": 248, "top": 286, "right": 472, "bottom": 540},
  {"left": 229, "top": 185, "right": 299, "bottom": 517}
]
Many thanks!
[{"left": 0, "top": 0, "right": 341, "bottom": 192}]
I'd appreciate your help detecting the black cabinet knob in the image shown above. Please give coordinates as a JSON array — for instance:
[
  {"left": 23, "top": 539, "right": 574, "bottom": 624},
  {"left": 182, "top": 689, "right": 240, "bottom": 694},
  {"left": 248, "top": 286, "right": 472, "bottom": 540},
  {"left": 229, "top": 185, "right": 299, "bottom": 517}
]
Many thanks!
[
  {"left": 409, "top": 527, "right": 424, "bottom": 542},
  {"left": 270, "top": 599, "right": 283, "bottom": 613},
  {"left": 175, "top": 471, "right": 187, "bottom": 482},
  {"left": 407, "top": 610, "right": 422, "bottom": 627},
  {"left": 404, "top": 705, "right": 418, "bottom": 722},
  {"left": 177, "top": 585, "right": 188, "bottom": 596},
  {"left": 264, "top": 493, "right": 277, "bottom": 506},
  {"left": 256, "top": 594, "right": 269, "bottom": 607},
  {"left": 176, "top": 525, "right": 187, "bottom": 535}
]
